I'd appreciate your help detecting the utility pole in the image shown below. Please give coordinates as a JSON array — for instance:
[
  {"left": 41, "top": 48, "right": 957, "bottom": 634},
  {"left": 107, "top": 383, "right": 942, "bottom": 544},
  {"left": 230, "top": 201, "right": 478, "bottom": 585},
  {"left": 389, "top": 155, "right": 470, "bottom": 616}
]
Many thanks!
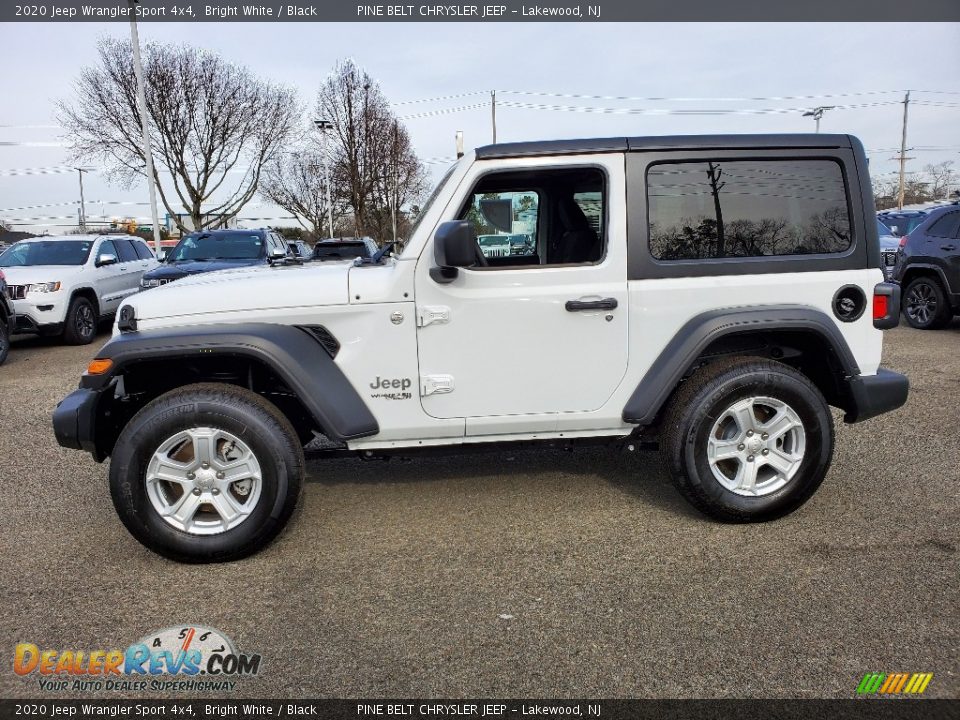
[
  {"left": 75, "top": 168, "right": 88, "bottom": 231},
  {"left": 455, "top": 131, "right": 464, "bottom": 159},
  {"left": 491, "top": 90, "right": 497, "bottom": 144},
  {"left": 896, "top": 91, "right": 911, "bottom": 210},
  {"left": 128, "top": 0, "right": 162, "bottom": 254}
]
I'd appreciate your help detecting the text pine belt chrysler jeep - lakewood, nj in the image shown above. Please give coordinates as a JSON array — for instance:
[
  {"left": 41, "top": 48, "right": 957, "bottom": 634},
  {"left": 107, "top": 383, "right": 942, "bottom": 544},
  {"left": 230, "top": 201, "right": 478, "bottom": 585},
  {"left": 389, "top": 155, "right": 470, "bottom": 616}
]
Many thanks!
[{"left": 53, "top": 134, "right": 909, "bottom": 563}]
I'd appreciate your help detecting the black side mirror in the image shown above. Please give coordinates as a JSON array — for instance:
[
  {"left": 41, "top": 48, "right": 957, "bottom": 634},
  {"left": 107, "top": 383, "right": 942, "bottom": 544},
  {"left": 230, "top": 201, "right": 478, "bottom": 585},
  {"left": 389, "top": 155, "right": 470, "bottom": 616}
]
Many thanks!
[{"left": 430, "top": 220, "right": 477, "bottom": 284}]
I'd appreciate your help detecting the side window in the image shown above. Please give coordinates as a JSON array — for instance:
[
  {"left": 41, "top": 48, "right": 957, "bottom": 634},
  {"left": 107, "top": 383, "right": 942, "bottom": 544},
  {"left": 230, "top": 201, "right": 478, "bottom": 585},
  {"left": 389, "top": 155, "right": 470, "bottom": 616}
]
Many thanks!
[
  {"left": 647, "top": 159, "right": 851, "bottom": 260},
  {"left": 133, "top": 240, "right": 154, "bottom": 260},
  {"left": 115, "top": 238, "right": 139, "bottom": 263},
  {"left": 467, "top": 190, "right": 539, "bottom": 260},
  {"left": 460, "top": 167, "right": 605, "bottom": 266},
  {"left": 927, "top": 212, "right": 960, "bottom": 239},
  {"left": 97, "top": 239, "right": 117, "bottom": 262}
]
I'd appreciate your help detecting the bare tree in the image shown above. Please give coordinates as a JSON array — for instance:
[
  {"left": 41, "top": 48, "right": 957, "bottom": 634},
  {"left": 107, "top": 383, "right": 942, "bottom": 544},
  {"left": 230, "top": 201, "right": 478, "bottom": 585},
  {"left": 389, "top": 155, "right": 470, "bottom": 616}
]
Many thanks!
[
  {"left": 368, "top": 120, "right": 428, "bottom": 245},
  {"left": 261, "top": 143, "right": 346, "bottom": 238},
  {"left": 925, "top": 161, "right": 956, "bottom": 200},
  {"left": 59, "top": 38, "right": 300, "bottom": 233},
  {"left": 316, "top": 60, "right": 426, "bottom": 240}
]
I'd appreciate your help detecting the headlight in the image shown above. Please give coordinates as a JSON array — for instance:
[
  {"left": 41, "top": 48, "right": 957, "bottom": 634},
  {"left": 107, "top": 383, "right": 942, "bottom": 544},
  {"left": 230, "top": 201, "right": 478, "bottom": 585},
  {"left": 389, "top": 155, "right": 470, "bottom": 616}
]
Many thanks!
[
  {"left": 27, "top": 281, "right": 61, "bottom": 293},
  {"left": 140, "top": 278, "right": 161, "bottom": 289}
]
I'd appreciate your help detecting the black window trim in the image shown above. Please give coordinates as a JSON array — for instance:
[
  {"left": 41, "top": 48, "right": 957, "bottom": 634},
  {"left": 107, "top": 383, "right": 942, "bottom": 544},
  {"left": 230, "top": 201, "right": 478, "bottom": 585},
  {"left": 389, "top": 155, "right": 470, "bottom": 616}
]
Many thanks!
[
  {"left": 626, "top": 147, "right": 871, "bottom": 280},
  {"left": 114, "top": 237, "right": 140, "bottom": 263},
  {"left": 454, "top": 163, "right": 610, "bottom": 271}
]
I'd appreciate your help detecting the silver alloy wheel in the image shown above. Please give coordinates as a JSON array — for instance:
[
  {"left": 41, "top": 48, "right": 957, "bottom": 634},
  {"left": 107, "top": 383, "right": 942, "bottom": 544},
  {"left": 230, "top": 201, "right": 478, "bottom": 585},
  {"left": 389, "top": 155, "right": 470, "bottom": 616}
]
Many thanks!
[
  {"left": 145, "top": 427, "right": 263, "bottom": 535},
  {"left": 707, "top": 396, "right": 806, "bottom": 497}
]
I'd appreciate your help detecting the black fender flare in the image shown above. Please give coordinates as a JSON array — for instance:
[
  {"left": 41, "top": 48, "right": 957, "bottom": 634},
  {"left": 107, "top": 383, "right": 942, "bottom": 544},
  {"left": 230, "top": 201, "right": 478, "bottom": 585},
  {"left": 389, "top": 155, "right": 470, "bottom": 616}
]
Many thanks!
[
  {"left": 82, "top": 323, "right": 379, "bottom": 441},
  {"left": 621, "top": 305, "right": 860, "bottom": 425},
  {"left": 899, "top": 262, "right": 951, "bottom": 293}
]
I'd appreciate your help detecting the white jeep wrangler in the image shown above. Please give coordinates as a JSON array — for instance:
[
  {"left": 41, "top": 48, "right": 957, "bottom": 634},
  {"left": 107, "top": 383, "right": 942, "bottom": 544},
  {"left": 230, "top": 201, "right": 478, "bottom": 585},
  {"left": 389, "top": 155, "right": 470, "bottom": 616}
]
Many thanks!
[{"left": 53, "top": 134, "right": 908, "bottom": 562}]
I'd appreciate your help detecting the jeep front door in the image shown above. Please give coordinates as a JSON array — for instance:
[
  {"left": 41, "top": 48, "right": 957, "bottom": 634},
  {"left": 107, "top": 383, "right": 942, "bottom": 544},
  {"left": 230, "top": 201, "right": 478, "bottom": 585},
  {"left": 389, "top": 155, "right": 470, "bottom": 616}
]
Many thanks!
[{"left": 414, "top": 156, "right": 629, "bottom": 430}]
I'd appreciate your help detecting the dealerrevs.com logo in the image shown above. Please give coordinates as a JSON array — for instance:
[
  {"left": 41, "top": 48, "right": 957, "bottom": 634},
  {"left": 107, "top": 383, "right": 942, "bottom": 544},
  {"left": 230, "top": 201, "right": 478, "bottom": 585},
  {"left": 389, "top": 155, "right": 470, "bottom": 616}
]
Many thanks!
[{"left": 13, "top": 625, "right": 261, "bottom": 692}]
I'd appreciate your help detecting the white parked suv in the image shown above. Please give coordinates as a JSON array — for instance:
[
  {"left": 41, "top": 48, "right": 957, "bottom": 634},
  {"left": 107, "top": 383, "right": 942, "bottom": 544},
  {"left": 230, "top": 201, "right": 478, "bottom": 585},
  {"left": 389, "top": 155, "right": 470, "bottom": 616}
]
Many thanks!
[
  {"left": 53, "top": 134, "right": 908, "bottom": 562},
  {"left": 0, "top": 234, "right": 158, "bottom": 345}
]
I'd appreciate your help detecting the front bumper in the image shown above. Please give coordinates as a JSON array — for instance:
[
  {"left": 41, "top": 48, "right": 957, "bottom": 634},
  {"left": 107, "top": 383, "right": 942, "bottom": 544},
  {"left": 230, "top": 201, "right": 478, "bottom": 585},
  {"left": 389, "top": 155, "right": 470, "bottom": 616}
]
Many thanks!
[
  {"left": 11, "top": 294, "right": 67, "bottom": 334},
  {"left": 52, "top": 387, "right": 103, "bottom": 459},
  {"left": 844, "top": 368, "right": 909, "bottom": 423}
]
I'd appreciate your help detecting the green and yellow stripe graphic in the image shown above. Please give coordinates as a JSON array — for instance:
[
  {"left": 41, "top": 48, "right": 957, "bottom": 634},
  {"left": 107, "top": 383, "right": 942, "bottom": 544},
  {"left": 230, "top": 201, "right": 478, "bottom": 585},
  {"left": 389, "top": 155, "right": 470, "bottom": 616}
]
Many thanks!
[{"left": 857, "top": 672, "right": 934, "bottom": 695}]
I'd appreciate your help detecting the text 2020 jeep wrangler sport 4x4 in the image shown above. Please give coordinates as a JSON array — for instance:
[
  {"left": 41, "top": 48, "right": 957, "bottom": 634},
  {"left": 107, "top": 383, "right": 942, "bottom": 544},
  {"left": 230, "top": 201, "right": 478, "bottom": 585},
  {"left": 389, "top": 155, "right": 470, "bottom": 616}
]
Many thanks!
[{"left": 53, "top": 134, "right": 908, "bottom": 562}]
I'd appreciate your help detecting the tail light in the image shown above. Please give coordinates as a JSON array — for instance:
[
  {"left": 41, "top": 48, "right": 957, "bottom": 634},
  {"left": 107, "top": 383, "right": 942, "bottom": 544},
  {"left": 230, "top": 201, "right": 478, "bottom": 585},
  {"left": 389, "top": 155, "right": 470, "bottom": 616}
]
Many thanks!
[
  {"left": 873, "top": 283, "right": 899, "bottom": 330},
  {"left": 0, "top": 269, "right": 5, "bottom": 281},
  {"left": 873, "top": 293, "right": 889, "bottom": 320},
  {"left": 898, "top": 234, "right": 909, "bottom": 249}
]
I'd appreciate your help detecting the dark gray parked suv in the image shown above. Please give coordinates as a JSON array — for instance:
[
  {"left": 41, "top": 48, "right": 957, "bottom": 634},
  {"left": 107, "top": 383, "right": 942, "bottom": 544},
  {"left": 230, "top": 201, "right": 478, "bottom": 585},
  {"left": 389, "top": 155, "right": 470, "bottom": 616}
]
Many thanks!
[{"left": 892, "top": 204, "right": 960, "bottom": 329}]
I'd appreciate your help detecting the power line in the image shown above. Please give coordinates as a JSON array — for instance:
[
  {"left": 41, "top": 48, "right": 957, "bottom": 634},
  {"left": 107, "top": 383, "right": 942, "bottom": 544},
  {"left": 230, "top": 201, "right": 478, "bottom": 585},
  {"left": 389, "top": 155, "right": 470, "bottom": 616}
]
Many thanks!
[
  {"left": 391, "top": 91, "right": 489, "bottom": 107},
  {"left": 499, "top": 89, "right": 909, "bottom": 103}
]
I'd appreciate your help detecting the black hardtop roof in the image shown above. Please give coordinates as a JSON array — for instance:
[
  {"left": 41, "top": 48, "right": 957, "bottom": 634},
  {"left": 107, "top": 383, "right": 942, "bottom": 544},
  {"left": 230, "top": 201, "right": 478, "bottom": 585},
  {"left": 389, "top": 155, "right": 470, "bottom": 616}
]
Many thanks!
[{"left": 475, "top": 134, "right": 855, "bottom": 160}]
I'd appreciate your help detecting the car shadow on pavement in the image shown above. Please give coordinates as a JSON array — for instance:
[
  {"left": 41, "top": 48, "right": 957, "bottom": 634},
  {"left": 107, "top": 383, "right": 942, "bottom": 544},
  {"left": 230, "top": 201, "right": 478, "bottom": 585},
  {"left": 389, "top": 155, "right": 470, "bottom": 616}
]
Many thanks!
[{"left": 304, "top": 443, "right": 702, "bottom": 520}]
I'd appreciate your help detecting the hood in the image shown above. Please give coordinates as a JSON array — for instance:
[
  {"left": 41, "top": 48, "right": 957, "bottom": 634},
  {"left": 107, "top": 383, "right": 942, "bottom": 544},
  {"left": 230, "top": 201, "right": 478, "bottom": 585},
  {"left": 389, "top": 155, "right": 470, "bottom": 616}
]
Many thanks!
[
  {"left": 144, "top": 258, "right": 263, "bottom": 280},
  {"left": 129, "top": 261, "right": 351, "bottom": 322},
  {"left": 0, "top": 265, "right": 87, "bottom": 286}
]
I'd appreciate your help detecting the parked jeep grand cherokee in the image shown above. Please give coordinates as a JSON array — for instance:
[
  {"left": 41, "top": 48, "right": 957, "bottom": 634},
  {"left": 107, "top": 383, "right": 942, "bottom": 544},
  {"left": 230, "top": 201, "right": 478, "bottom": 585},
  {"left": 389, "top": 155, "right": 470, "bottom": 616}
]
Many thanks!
[
  {"left": 1, "top": 234, "right": 157, "bottom": 345},
  {"left": 54, "top": 134, "right": 908, "bottom": 562}
]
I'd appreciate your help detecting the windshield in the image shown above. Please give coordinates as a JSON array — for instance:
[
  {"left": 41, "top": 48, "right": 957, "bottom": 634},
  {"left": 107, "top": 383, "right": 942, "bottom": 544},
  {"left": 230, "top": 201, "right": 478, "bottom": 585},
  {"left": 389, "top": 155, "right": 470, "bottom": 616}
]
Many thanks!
[
  {"left": 167, "top": 232, "right": 265, "bottom": 261},
  {"left": 0, "top": 240, "right": 93, "bottom": 267},
  {"left": 878, "top": 215, "right": 925, "bottom": 237},
  {"left": 400, "top": 163, "right": 458, "bottom": 257},
  {"left": 877, "top": 219, "right": 893, "bottom": 237},
  {"left": 314, "top": 243, "right": 367, "bottom": 260}
]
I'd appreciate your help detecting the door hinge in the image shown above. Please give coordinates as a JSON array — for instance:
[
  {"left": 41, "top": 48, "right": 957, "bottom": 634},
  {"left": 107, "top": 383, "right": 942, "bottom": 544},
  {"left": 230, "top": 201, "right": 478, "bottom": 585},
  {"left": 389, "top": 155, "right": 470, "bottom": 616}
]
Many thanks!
[
  {"left": 420, "top": 374, "right": 455, "bottom": 397},
  {"left": 417, "top": 305, "right": 450, "bottom": 327}
]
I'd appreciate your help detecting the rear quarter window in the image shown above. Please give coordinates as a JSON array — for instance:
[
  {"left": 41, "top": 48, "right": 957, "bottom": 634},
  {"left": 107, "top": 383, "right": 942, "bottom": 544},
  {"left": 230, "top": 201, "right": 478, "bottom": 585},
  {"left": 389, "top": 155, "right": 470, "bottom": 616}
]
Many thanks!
[{"left": 647, "top": 158, "right": 852, "bottom": 260}]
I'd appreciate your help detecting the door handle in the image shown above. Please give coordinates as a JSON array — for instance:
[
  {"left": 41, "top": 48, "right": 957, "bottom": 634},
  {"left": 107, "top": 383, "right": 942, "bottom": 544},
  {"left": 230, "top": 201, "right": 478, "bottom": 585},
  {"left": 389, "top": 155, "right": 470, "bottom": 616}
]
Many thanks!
[
  {"left": 565, "top": 298, "right": 618, "bottom": 312},
  {"left": 941, "top": 245, "right": 956, "bottom": 251}
]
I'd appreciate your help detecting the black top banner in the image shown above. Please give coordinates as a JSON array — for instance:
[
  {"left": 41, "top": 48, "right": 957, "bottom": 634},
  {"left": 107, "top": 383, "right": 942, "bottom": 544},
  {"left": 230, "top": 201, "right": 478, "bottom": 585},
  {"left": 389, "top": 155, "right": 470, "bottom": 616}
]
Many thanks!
[{"left": 2, "top": 0, "right": 960, "bottom": 22}]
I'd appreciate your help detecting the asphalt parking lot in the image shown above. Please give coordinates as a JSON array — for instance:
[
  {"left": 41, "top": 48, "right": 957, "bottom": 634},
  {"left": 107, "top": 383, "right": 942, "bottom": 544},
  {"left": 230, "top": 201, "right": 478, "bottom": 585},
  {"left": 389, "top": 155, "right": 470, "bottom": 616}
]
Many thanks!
[{"left": 0, "top": 322, "right": 957, "bottom": 700}]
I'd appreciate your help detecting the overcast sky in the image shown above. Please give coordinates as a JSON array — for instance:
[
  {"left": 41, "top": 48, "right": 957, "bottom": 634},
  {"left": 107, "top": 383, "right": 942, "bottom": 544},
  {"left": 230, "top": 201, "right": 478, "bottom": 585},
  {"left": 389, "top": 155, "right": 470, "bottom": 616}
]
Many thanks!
[{"left": 1, "top": 21, "right": 958, "bottom": 233}]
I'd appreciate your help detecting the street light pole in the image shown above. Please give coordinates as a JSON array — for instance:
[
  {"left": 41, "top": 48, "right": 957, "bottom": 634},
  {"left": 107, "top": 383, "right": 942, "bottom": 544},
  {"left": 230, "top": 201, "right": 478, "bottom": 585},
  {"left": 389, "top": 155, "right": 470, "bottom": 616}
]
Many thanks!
[
  {"left": 313, "top": 119, "right": 334, "bottom": 239},
  {"left": 802, "top": 106, "right": 835, "bottom": 133},
  {"left": 128, "top": 0, "right": 162, "bottom": 254},
  {"left": 75, "top": 168, "right": 88, "bottom": 231}
]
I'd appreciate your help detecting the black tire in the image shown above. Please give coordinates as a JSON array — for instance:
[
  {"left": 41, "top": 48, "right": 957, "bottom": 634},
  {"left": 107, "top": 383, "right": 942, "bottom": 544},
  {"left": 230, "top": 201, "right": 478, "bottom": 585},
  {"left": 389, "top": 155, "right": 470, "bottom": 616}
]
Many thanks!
[
  {"left": 62, "top": 295, "right": 98, "bottom": 345},
  {"left": 109, "top": 383, "right": 304, "bottom": 563},
  {"left": 902, "top": 276, "right": 952, "bottom": 330},
  {"left": 661, "top": 356, "right": 834, "bottom": 523},
  {"left": 0, "top": 317, "right": 9, "bottom": 365}
]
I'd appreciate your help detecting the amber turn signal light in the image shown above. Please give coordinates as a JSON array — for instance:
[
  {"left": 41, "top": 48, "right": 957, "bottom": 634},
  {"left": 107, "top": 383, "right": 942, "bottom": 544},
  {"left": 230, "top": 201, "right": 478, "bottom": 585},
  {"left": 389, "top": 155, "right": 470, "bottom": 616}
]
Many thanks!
[{"left": 86, "top": 358, "right": 113, "bottom": 375}]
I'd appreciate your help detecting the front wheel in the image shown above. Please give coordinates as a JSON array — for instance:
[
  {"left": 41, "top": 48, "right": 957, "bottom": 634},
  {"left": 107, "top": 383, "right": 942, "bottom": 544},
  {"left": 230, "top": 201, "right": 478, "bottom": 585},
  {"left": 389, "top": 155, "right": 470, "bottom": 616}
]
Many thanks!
[
  {"left": 0, "top": 317, "right": 9, "bottom": 365},
  {"left": 62, "top": 296, "right": 97, "bottom": 345},
  {"left": 109, "top": 383, "right": 304, "bottom": 562},
  {"left": 661, "top": 357, "right": 834, "bottom": 522}
]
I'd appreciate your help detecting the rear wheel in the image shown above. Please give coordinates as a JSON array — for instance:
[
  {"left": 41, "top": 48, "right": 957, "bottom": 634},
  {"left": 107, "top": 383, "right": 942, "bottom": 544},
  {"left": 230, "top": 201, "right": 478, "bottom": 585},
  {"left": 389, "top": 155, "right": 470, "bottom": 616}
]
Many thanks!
[
  {"left": 661, "top": 357, "right": 834, "bottom": 522},
  {"left": 62, "top": 296, "right": 97, "bottom": 345},
  {"left": 903, "top": 277, "right": 951, "bottom": 330},
  {"left": 109, "top": 383, "right": 304, "bottom": 562}
]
